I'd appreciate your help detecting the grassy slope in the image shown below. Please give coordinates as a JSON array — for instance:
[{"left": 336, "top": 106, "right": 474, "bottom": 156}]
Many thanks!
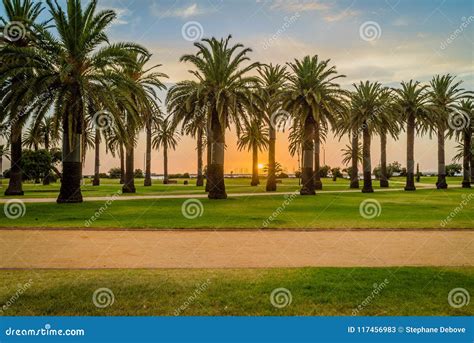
[
  {"left": 0, "top": 176, "right": 451, "bottom": 199},
  {"left": 0, "top": 267, "right": 472, "bottom": 316},
  {"left": 0, "top": 187, "right": 472, "bottom": 229}
]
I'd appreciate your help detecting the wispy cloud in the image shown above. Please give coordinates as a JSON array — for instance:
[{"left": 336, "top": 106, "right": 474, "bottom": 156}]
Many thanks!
[
  {"left": 267, "top": 0, "right": 358, "bottom": 22},
  {"left": 324, "top": 9, "right": 360, "bottom": 22},
  {"left": 269, "top": 0, "right": 330, "bottom": 12},
  {"left": 151, "top": 3, "right": 214, "bottom": 19}
]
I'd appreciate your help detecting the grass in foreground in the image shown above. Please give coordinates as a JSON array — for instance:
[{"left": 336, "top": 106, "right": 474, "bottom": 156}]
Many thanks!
[
  {"left": 0, "top": 176, "right": 452, "bottom": 199},
  {"left": 0, "top": 188, "right": 472, "bottom": 229},
  {"left": 0, "top": 267, "right": 472, "bottom": 316}
]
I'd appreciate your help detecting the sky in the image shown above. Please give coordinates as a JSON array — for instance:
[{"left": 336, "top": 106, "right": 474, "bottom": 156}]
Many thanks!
[{"left": 2, "top": 0, "right": 474, "bottom": 175}]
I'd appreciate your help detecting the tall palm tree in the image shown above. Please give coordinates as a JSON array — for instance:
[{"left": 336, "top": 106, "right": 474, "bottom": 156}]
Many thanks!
[
  {"left": 282, "top": 55, "right": 346, "bottom": 195},
  {"left": 167, "top": 80, "right": 208, "bottom": 187},
  {"left": 428, "top": 74, "right": 471, "bottom": 189},
  {"left": 179, "top": 36, "right": 259, "bottom": 199},
  {"left": 144, "top": 109, "right": 163, "bottom": 186},
  {"left": 237, "top": 118, "right": 269, "bottom": 186},
  {"left": 393, "top": 80, "right": 430, "bottom": 191},
  {"left": 1, "top": 0, "right": 147, "bottom": 202},
  {"left": 454, "top": 99, "right": 473, "bottom": 188},
  {"left": 375, "top": 88, "right": 400, "bottom": 188},
  {"left": 1, "top": 0, "right": 45, "bottom": 196},
  {"left": 153, "top": 116, "right": 179, "bottom": 184},
  {"left": 257, "top": 64, "right": 288, "bottom": 192},
  {"left": 349, "top": 81, "right": 391, "bottom": 193}
]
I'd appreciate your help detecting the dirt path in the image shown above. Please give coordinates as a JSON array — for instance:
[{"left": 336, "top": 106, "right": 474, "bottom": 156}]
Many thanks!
[{"left": 0, "top": 229, "right": 472, "bottom": 269}]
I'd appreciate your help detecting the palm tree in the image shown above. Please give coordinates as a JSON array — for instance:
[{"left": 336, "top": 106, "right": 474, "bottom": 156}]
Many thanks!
[
  {"left": 153, "top": 116, "right": 179, "bottom": 184},
  {"left": 282, "top": 55, "right": 346, "bottom": 195},
  {"left": 179, "top": 36, "right": 259, "bottom": 199},
  {"left": 454, "top": 99, "right": 473, "bottom": 188},
  {"left": 1, "top": 0, "right": 45, "bottom": 196},
  {"left": 428, "top": 75, "right": 471, "bottom": 189},
  {"left": 1, "top": 0, "right": 147, "bottom": 202},
  {"left": 257, "top": 64, "right": 288, "bottom": 192},
  {"left": 167, "top": 80, "right": 208, "bottom": 187},
  {"left": 375, "top": 88, "right": 400, "bottom": 188},
  {"left": 393, "top": 80, "right": 430, "bottom": 191},
  {"left": 144, "top": 109, "right": 163, "bottom": 186},
  {"left": 237, "top": 118, "right": 269, "bottom": 186},
  {"left": 341, "top": 141, "right": 362, "bottom": 166},
  {"left": 349, "top": 81, "right": 392, "bottom": 193}
]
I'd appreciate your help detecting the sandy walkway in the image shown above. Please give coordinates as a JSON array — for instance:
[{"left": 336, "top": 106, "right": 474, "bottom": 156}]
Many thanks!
[{"left": 0, "top": 229, "right": 472, "bottom": 269}]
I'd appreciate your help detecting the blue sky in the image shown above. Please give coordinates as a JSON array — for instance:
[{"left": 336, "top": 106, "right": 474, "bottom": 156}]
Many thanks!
[{"left": 2, "top": 0, "right": 473, "bottom": 174}]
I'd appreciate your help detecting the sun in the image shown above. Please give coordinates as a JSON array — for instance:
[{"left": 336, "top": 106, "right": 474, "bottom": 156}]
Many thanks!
[{"left": 258, "top": 163, "right": 264, "bottom": 169}]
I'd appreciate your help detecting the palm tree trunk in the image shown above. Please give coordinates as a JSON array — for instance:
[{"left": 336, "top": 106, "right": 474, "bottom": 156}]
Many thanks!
[
  {"left": 92, "top": 129, "right": 100, "bottom": 186},
  {"left": 350, "top": 131, "right": 359, "bottom": 189},
  {"left": 300, "top": 114, "right": 315, "bottom": 195},
  {"left": 462, "top": 127, "right": 472, "bottom": 188},
  {"left": 0, "top": 156, "right": 3, "bottom": 186},
  {"left": 251, "top": 142, "right": 259, "bottom": 186},
  {"left": 43, "top": 132, "right": 51, "bottom": 186},
  {"left": 205, "top": 131, "right": 212, "bottom": 192},
  {"left": 266, "top": 124, "right": 277, "bottom": 191},
  {"left": 436, "top": 127, "right": 447, "bottom": 189},
  {"left": 471, "top": 147, "right": 474, "bottom": 185},
  {"left": 362, "top": 123, "right": 373, "bottom": 193},
  {"left": 379, "top": 131, "right": 389, "bottom": 188},
  {"left": 122, "top": 144, "right": 136, "bottom": 193},
  {"left": 57, "top": 117, "right": 83, "bottom": 203},
  {"left": 144, "top": 117, "right": 152, "bottom": 187},
  {"left": 405, "top": 112, "right": 416, "bottom": 191},
  {"left": 119, "top": 144, "right": 125, "bottom": 184},
  {"left": 163, "top": 144, "right": 169, "bottom": 184},
  {"left": 207, "top": 110, "right": 227, "bottom": 199},
  {"left": 313, "top": 122, "right": 322, "bottom": 190},
  {"left": 5, "top": 122, "right": 24, "bottom": 196},
  {"left": 196, "top": 128, "right": 204, "bottom": 187}
]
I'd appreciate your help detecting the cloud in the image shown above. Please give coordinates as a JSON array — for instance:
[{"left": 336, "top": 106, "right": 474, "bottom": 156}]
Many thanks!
[
  {"left": 324, "top": 9, "right": 360, "bottom": 22},
  {"left": 392, "top": 18, "right": 409, "bottom": 26},
  {"left": 151, "top": 3, "right": 214, "bottom": 19},
  {"left": 269, "top": 0, "right": 330, "bottom": 12},
  {"left": 267, "top": 0, "right": 358, "bottom": 22}
]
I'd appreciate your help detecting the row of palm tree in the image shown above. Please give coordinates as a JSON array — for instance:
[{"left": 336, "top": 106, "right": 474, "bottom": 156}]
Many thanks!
[{"left": 1, "top": 0, "right": 472, "bottom": 203}]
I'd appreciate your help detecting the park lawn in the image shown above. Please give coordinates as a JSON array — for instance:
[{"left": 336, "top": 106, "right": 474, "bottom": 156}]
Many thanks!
[
  {"left": 0, "top": 267, "right": 472, "bottom": 316},
  {"left": 0, "top": 188, "right": 472, "bottom": 229},
  {"left": 0, "top": 176, "right": 448, "bottom": 199}
]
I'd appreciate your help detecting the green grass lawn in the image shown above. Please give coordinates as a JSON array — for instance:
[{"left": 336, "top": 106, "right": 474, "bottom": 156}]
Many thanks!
[
  {"left": 0, "top": 187, "right": 472, "bottom": 229},
  {"left": 0, "top": 267, "right": 471, "bottom": 316},
  {"left": 0, "top": 176, "right": 451, "bottom": 199}
]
